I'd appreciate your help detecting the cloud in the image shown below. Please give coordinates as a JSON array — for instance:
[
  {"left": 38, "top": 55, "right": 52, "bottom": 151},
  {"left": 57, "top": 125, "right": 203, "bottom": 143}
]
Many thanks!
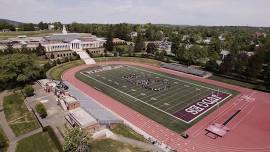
[{"left": 0, "top": 0, "right": 269, "bottom": 26}]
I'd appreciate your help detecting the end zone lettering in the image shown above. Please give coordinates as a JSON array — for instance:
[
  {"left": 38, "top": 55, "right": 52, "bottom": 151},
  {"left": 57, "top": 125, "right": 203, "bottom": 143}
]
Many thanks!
[{"left": 174, "top": 92, "right": 231, "bottom": 123}]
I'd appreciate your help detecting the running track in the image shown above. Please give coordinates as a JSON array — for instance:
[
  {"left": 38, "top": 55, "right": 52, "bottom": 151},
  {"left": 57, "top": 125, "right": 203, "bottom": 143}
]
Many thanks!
[{"left": 63, "top": 61, "right": 270, "bottom": 152}]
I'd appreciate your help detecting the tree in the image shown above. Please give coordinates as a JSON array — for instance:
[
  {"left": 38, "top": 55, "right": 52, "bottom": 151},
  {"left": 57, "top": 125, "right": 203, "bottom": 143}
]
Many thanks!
[
  {"left": 19, "top": 23, "right": 35, "bottom": 31},
  {"left": 134, "top": 33, "right": 145, "bottom": 52},
  {"left": 146, "top": 43, "right": 157, "bottom": 54},
  {"left": 23, "top": 85, "right": 34, "bottom": 97},
  {"left": 246, "top": 50, "right": 264, "bottom": 79},
  {"left": 219, "top": 54, "right": 235, "bottom": 75},
  {"left": 36, "top": 43, "right": 46, "bottom": 56},
  {"left": 63, "top": 128, "right": 92, "bottom": 152},
  {"left": 0, "top": 54, "right": 42, "bottom": 90},
  {"left": 171, "top": 42, "right": 179, "bottom": 54},
  {"left": 35, "top": 103, "right": 47, "bottom": 118},
  {"left": 205, "top": 60, "right": 219, "bottom": 72},
  {"left": 0, "top": 22, "right": 15, "bottom": 31},
  {"left": 104, "top": 29, "right": 114, "bottom": 53},
  {"left": 234, "top": 53, "right": 249, "bottom": 75},
  {"left": 264, "top": 64, "right": 270, "bottom": 89},
  {"left": 5, "top": 45, "right": 15, "bottom": 54},
  {"left": 0, "top": 131, "right": 8, "bottom": 151},
  {"left": 38, "top": 21, "right": 48, "bottom": 30},
  {"left": 56, "top": 58, "right": 61, "bottom": 64}
]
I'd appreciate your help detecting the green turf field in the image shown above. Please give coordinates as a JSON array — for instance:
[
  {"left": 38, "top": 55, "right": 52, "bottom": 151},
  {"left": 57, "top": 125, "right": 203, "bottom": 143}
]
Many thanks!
[{"left": 76, "top": 64, "right": 236, "bottom": 133}]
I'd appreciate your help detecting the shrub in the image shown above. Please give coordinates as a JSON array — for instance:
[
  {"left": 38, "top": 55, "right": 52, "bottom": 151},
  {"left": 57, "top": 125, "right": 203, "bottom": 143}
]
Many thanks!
[
  {"left": 56, "top": 58, "right": 61, "bottom": 64},
  {"left": 0, "top": 130, "right": 8, "bottom": 151},
  {"left": 23, "top": 85, "right": 34, "bottom": 97},
  {"left": 35, "top": 103, "right": 47, "bottom": 118},
  {"left": 64, "top": 57, "right": 69, "bottom": 63}
]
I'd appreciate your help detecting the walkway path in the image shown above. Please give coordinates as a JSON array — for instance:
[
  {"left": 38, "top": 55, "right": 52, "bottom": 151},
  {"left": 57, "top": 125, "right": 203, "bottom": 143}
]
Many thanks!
[
  {"left": 0, "top": 91, "right": 42, "bottom": 152},
  {"left": 8, "top": 128, "right": 43, "bottom": 152}
]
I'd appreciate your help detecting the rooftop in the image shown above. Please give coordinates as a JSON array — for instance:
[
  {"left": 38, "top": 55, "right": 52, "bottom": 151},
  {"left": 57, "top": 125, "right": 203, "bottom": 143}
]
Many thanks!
[
  {"left": 63, "top": 96, "right": 78, "bottom": 104},
  {"left": 64, "top": 81, "right": 122, "bottom": 124},
  {"left": 69, "top": 107, "right": 97, "bottom": 128}
]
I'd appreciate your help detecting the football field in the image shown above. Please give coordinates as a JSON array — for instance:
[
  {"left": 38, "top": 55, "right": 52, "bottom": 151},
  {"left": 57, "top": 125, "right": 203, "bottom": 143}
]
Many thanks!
[{"left": 76, "top": 64, "right": 235, "bottom": 132}]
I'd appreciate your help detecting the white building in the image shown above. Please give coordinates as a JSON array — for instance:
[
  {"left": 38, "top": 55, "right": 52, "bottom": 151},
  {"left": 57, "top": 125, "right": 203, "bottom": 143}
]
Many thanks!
[
  {"left": 220, "top": 50, "right": 230, "bottom": 60},
  {"left": 0, "top": 25, "right": 106, "bottom": 60},
  {"left": 48, "top": 24, "right": 55, "bottom": 30},
  {"left": 203, "top": 37, "right": 212, "bottom": 44}
]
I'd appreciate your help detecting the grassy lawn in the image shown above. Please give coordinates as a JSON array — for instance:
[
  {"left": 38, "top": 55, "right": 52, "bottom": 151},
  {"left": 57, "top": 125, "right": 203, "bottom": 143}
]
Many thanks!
[
  {"left": 209, "top": 75, "right": 257, "bottom": 89},
  {"left": 16, "top": 131, "right": 59, "bottom": 152},
  {"left": 209, "top": 75, "right": 270, "bottom": 93},
  {"left": 94, "top": 57, "right": 161, "bottom": 66},
  {"left": 91, "top": 139, "right": 149, "bottom": 152},
  {"left": 0, "top": 31, "right": 58, "bottom": 40},
  {"left": 48, "top": 60, "right": 84, "bottom": 80},
  {"left": 0, "top": 127, "right": 9, "bottom": 152},
  {"left": 3, "top": 93, "right": 39, "bottom": 136},
  {"left": 111, "top": 124, "right": 147, "bottom": 142}
]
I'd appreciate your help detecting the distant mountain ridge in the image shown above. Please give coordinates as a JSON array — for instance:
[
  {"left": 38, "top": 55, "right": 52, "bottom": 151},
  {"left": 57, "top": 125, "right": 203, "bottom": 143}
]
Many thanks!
[{"left": 0, "top": 19, "right": 24, "bottom": 26}]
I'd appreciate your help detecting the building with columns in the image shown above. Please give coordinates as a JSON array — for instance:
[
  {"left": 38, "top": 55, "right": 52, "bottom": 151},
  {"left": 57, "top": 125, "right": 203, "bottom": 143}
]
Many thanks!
[{"left": 0, "top": 25, "right": 107, "bottom": 58}]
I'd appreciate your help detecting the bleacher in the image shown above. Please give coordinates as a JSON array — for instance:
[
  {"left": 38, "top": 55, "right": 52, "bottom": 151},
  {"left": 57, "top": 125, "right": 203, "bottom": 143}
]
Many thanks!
[
  {"left": 160, "top": 63, "right": 212, "bottom": 78},
  {"left": 76, "top": 50, "right": 96, "bottom": 65}
]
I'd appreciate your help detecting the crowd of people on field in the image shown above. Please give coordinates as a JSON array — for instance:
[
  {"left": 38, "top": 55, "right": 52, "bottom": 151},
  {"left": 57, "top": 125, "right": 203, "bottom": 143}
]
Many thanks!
[{"left": 122, "top": 73, "right": 170, "bottom": 92}]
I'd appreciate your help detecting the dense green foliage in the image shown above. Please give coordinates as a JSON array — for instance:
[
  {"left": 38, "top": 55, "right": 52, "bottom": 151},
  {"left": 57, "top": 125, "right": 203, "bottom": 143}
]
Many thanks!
[
  {"left": 35, "top": 103, "right": 47, "bottom": 119},
  {"left": 63, "top": 128, "right": 91, "bottom": 152},
  {"left": 0, "top": 54, "right": 44, "bottom": 90},
  {"left": 23, "top": 85, "right": 34, "bottom": 97},
  {"left": 18, "top": 23, "right": 35, "bottom": 31},
  {"left": 0, "top": 22, "right": 15, "bottom": 31},
  {"left": 0, "top": 127, "right": 8, "bottom": 152}
]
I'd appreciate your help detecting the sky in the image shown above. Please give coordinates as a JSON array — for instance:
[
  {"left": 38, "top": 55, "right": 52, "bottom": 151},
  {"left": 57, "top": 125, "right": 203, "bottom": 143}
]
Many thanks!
[{"left": 0, "top": 0, "right": 270, "bottom": 27}]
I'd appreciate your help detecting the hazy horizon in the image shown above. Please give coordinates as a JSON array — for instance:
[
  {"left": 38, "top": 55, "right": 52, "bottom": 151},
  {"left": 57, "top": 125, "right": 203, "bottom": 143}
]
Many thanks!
[{"left": 1, "top": 0, "right": 270, "bottom": 27}]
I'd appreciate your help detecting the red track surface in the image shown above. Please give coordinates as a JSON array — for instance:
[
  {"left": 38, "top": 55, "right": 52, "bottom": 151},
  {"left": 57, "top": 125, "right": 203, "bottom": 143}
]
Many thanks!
[{"left": 63, "top": 61, "right": 270, "bottom": 152}]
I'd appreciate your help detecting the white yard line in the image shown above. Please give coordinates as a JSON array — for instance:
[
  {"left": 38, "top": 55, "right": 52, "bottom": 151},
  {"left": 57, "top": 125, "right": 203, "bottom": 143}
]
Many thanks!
[
  {"left": 164, "top": 89, "right": 210, "bottom": 112},
  {"left": 150, "top": 85, "right": 196, "bottom": 106},
  {"left": 80, "top": 66, "right": 233, "bottom": 124},
  {"left": 81, "top": 72, "right": 189, "bottom": 123},
  {"left": 140, "top": 81, "right": 186, "bottom": 101}
]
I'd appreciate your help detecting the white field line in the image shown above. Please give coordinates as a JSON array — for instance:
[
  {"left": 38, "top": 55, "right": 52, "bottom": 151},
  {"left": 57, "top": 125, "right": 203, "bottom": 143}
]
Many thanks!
[
  {"left": 140, "top": 81, "right": 187, "bottom": 101},
  {"left": 164, "top": 89, "right": 210, "bottom": 112},
  {"left": 130, "top": 66, "right": 229, "bottom": 94},
  {"left": 81, "top": 66, "right": 233, "bottom": 124},
  {"left": 81, "top": 72, "right": 189, "bottom": 123},
  {"left": 162, "top": 87, "right": 209, "bottom": 109},
  {"left": 151, "top": 85, "right": 197, "bottom": 106}
]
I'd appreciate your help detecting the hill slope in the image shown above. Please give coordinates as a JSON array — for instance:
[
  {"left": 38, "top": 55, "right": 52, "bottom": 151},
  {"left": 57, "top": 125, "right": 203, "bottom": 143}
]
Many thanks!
[{"left": 0, "top": 19, "right": 24, "bottom": 26}]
